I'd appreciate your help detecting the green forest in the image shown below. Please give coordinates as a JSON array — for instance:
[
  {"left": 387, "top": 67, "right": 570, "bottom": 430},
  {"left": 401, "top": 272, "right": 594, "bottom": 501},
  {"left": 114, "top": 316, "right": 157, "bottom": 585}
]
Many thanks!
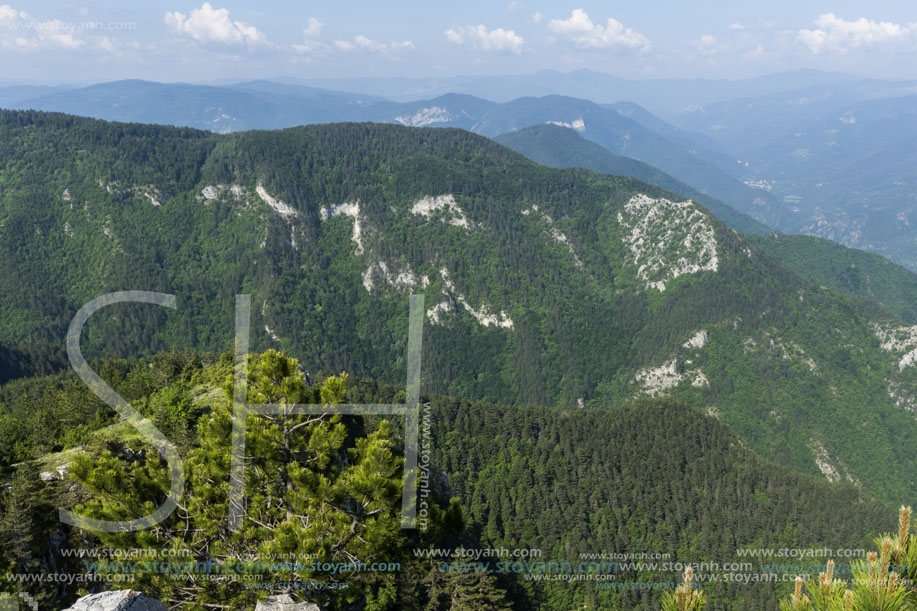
[
  {"left": 0, "top": 350, "right": 903, "bottom": 610},
  {"left": 3, "top": 111, "right": 917, "bottom": 609}
]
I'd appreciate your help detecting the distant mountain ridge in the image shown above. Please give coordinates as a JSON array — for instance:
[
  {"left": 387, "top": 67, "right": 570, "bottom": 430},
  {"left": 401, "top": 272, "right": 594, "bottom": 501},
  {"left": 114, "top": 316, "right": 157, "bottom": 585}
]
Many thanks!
[
  {"left": 495, "top": 122, "right": 917, "bottom": 325},
  {"left": 12, "top": 70, "right": 917, "bottom": 270},
  {"left": 12, "top": 79, "right": 383, "bottom": 133},
  {"left": 4, "top": 79, "right": 783, "bottom": 228},
  {"left": 494, "top": 123, "right": 769, "bottom": 234},
  {"left": 368, "top": 92, "right": 786, "bottom": 226},
  {"left": 668, "top": 82, "right": 917, "bottom": 270},
  {"left": 282, "top": 68, "right": 877, "bottom": 115}
]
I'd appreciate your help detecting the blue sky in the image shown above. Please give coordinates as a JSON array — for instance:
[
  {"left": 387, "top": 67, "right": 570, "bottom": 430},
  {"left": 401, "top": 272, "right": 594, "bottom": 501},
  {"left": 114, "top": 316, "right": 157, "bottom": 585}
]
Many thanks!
[{"left": 2, "top": 1, "right": 917, "bottom": 83}]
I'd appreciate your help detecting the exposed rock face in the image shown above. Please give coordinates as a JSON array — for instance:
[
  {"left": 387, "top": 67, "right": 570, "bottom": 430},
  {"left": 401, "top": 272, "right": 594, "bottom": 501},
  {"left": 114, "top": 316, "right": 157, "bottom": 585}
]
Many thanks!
[
  {"left": 254, "top": 594, "right": 321, "bottom": 611},
  {"left": 633, "top": 357, "right": 709, "bottom": 397},
  {"left": 62, "top": 590, "right": 167, "bottom": 611},
  {"left": 319, "top": 201, "right": 363, "bottom": 253},
  {"left": 617, "top": 194, "right": 719, "bottom": 291},
  {"left": 425, "top": 268, "right": 513, "bottom": 329},
  {"left": 255, "top": 185, "right": 297, "bottom": 218},
  {"left": 60, "top": 590, "right": 323, "bottom": 611},
  {"left": 410, "top": 194, "right": 471, "bottom": 229},
  {"left": 394, "top": 106, "right": 453, "bottom": 127}
]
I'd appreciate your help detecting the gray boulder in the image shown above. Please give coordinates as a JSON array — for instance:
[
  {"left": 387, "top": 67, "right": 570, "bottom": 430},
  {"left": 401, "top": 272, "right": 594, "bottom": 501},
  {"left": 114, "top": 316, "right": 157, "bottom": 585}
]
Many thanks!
[
  {"left": 254, "top": 595, "right": 321, "bottom": 611},
  {"left": 61, "top": 590, "right": 167, "bottom": 611}
]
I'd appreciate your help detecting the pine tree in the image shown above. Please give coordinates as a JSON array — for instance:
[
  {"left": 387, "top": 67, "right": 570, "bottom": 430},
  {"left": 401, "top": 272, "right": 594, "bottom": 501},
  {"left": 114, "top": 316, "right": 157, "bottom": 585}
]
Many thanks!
[
  {"left": 660, "top": 567, "right": 707, "bottom": 611},
  {"left": 778, "top": 566, "right": 849, "bottom": 611},
  {"left": 0, "top": 462, "right": 51, "bottom": 607},
  {"left": 778, "top": 506, "right": 916, "bottom": 611},
  {"left": 68, "top": 350, "right": 406, "bottom": 611},
  {"left": 422, "top": 548, "right": 513, "bottom": 611},
  {"left": 1, "top": 462, "right": 40, "bottom": 573}
]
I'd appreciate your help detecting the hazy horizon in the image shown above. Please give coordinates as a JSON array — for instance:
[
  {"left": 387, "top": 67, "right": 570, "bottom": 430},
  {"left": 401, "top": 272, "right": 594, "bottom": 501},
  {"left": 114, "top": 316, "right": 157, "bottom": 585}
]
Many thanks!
[{"left": 0, "top": 66, "right": 884, "bottom": 89}]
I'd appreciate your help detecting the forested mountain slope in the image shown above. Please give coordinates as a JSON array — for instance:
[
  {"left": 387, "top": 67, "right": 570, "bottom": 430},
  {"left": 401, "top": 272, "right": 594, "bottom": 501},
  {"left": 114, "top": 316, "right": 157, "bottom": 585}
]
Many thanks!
[
  {"left": 494, "top": 124, "right": 917, "bottom": 324},
  {"left": 0, "top": 357, "right": 895, "bottom": 611},
  {"left": 359, "top": 93, "right": 787, "bottom": 227},
  {"left": 5, "top": 81, "right": 780, "bottom": 229},
  {"left": 747, "top": 233, "right": 917, "bottom": 324},
  {"left": 2, "top": 111, "right": 917, "bottom": 511},
  {"left": 425, "top": 394, "right": 892, "bottom": 610},
  {"left": 494, "top": 123, "right": 769, "bottom": 234}
]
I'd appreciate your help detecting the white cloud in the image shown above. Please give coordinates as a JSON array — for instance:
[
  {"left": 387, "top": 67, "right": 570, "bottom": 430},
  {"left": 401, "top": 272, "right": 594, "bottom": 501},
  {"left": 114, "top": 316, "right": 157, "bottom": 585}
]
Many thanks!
[
  {"left": 445, "top": 24, "right": 524, "bottom": 54},
  {"left": 728, "top": 22, "right": 746, "bottom": 31},
  {"left": 507, "top": 1, "right": 523, "bottom": 12},
  {"left": 164, "top": 2, "right": 268, "bottom": 48},
  {"left": 354, "top": 34, "right": 381, "bottom": 51},
  {"left": 353, "top": 34, "right": 413, "bottom": 53},
  {"left": 292, "top": 38, "right": 327, "bottom": 54},
  {"left": 0, "top": 8, "right": 91, "bottom": 51},
  {"left": 0, "top": 5, "right": 142, "bottom": 55},
  {"left": 354, "top": 35, "right": 383, "bottom": 52},
  {"left": 292, "top": 18, "right": 329, "bottom": 54},
  {"left": 30, "top": 19, "right": 83, "bottom": 49},
  {"left": 303, "top": 17, "right": 322, "bottom": 39},
  {"left": 96, "top": 36, "right": 117, "bottom": 54},
  {"left": 548, "top": 9, "right": 650, "bottom": 52},
  {"left": 742, "top": 43, "right": 764, "bottom": 60},
  {"left": 532, "top": 11, "right": 543, "bottom": 24},
  {"left": 293, "top": 16, "right": 412, "bottom": 57},
  {"left": 0, "top": 4, "right": 26, "bottom": 23},
  {"left": 94, "top": 36, "right": 139, "bottom": 57},
  {"left": 798, "top": 13, "right": 912, "bottom": 54},
  {"left": 695, "top": 33, "right": 717, "bottom": 56},
  {"left": 323, "top": 35, "right": 412, "bottom": 55}
]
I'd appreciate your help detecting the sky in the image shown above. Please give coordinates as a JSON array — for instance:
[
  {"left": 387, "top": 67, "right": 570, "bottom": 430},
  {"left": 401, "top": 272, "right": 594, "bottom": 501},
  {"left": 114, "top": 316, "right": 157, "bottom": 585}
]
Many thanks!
[{"left": 2, "top": 1, "right": 917, "bottom": 84}]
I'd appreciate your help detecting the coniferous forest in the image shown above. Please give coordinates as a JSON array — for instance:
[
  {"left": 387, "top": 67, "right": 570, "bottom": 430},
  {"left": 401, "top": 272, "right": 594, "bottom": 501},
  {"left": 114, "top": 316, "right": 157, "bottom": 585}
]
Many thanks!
[{"left": 1, "top": 108, "right": 917, "bottom": 609}]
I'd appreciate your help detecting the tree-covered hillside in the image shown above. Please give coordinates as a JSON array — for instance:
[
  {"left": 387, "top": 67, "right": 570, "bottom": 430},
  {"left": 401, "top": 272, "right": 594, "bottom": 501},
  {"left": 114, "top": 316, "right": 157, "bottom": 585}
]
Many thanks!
[
  {"left": 494, "top": 123, "right": 769, "bottom": 234},
  {"left": 0, "top": 353, "right": 895, "bottom": 611},
  {"left": 424, "top": 393, "right": 892, "bottom": 610},
  {"left": 2, "top": 110, "right": 917, "bottom": 512},
  {"left": 746, "top": 233, "right": 917, "bottom": 324},
  {"left": 494, "top": 125, "right": 917, "bottom": 326},
  {"left": 407, "top": 94, "right": 787, "bottom": 227},
  {"left": 5, "top": 84, "right": 783, "bottom": 229}
]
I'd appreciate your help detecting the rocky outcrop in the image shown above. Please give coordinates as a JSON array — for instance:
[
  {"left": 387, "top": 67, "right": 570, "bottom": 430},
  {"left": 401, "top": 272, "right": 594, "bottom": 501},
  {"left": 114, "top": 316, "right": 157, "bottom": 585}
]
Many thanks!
[
  {"left": 617, "top": 194, "right": 719, "bottom": 291},
  {"left": 60, "top": 591, "right": 323, "bottom": 611},
  {"left": 61, "top": 590, "right": 166, "bottom": 611},
  {"left": 254, "top": 595, "right": 321, "bottom": 611}
]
